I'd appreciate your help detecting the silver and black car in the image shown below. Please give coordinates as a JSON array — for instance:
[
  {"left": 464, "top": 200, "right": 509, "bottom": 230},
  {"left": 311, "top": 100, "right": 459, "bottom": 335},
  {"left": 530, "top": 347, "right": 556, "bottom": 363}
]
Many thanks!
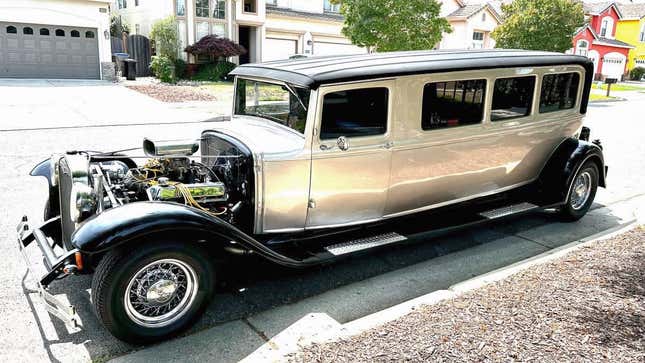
[{"left": 18, "top": 50, "right": 606, "bottom": 343}]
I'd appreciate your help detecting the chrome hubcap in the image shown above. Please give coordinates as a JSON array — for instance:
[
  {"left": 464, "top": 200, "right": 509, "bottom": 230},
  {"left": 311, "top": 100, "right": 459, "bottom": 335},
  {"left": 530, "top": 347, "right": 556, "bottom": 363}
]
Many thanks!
[
  {"left": 124, "top": 259, "right": 198, "bottom": 328},
  {"left": 570, "top": 171, "right": 592, "bottom": 210}
]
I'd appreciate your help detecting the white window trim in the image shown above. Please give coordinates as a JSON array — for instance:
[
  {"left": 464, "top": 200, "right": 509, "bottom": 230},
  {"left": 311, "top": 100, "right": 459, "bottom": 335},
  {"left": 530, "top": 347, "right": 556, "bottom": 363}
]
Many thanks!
[{"left": 600, "top": 16, "right": 614, "bottom": 38}]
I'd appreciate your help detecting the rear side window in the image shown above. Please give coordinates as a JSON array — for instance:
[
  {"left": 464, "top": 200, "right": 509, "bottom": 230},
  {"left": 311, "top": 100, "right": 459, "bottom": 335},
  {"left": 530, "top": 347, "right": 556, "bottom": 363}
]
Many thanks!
[
  {"left": 422, "top": 79, "right": 486, "bottom": 130},
  {"left": 539, "top": 73, "right": 580, "bottom": 113},
  {"left": 320, "top": 88, "right": 388, "bottom": 140},
  {"left": 491, "top": 76, "right": 536, "bottom": 121}
]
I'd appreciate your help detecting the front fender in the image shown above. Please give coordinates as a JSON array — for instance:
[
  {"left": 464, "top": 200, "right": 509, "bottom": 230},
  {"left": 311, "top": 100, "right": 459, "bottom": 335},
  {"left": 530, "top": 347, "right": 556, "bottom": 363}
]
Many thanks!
[
  {"left": 71, "top": 202, "right": 307, "bottom": 267},
  {"left": 538, "top": 138, "right": 606, "bottom": 205},
  {"left": 30, "top": 158, "right": 54, "bottom": 186}
]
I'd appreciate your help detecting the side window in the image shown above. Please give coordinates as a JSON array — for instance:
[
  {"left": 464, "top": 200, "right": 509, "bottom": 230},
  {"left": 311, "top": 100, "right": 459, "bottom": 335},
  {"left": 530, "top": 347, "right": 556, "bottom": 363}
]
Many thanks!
[
  {"left": 422, "top": 79, "right": 486, "bottom": 130},
  {"left": 539, "top": 73, "right": 580, "bottom": 113},
  {"left": 320, "top": 88, "right": 388, "bottom": 140},
  {"left": 491, "top": 76, "right": 536, "bottom": 121}
]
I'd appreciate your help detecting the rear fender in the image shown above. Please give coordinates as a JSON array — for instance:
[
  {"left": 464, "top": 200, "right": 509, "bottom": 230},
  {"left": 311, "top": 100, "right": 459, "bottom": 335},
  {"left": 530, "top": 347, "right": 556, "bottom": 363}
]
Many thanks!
[
  {"left": 71, "top": 202, "right": 308, "bottom": 267},
  {"left": 538, "top": 138, "right": 606, "bottom": 205}
]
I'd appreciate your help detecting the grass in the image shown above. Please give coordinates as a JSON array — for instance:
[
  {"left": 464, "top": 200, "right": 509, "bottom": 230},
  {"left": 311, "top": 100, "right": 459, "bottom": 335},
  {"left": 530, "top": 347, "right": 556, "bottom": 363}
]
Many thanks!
[
  {"left": 591, "top": 82, "right": 645, "bottom": 91},
  {"left": 589, "top": 93, "right": 616, "bottom": 101}
]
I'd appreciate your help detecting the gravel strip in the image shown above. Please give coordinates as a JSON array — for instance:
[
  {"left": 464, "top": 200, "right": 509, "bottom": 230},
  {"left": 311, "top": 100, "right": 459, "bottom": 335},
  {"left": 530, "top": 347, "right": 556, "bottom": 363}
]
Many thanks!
[
  {"left": 126, "top": 84, "right": 217, "bottom": 102},
  {"left": 292, "top": 227, "right": 645, "bottom": 362}
]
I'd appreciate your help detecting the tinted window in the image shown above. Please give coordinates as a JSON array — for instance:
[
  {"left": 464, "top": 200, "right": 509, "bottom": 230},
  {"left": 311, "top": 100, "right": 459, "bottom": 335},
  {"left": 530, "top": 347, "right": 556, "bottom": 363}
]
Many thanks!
[
  {"left": 321, "top": 88, "right": 388, "bottom": 140},
  {"left": 40, "top": 28, "right": 50, "bottom": 36},
  {"left": 71, "top": 30, "right": 80, "bottom": 37},
  {"left": 539, "top": 73, "right": 580, "bottom": 113},
  {"left": 23, "top": 27, "right": 33, "bottom": 35},
  {"left": 422, "top": 79, "right": 486, "bottom": 130},
  {"left": 55, "top": 29, "right": 65, "bottom": 36},
  {"left": 491, "top": 76, "right": 536, "bottom": 121},
  {"left": 6, "top": 26, "right": 17, "bottom": 34},
  {"left": 85, "top": 31, "right": 95, "bottom": 38}
]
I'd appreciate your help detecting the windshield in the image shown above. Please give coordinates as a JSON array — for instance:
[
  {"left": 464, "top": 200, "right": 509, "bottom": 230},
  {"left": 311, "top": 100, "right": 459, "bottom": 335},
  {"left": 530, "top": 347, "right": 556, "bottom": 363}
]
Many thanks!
[{"left": 234, "top": 78, "right": 310, "bottom": 134}]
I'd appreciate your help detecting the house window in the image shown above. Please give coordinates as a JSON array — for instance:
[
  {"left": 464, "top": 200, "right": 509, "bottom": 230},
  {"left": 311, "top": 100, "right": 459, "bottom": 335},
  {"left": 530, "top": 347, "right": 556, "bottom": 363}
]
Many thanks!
[
  {"left": 85, "top": 31, "right": 95, "bottom": 38},
  {"left": 118, "top": 0, "right": 127, "bottom": 9},
  {"left": 472, "top": 31, "right": 484, "bottom": 49},
  {"left": 212, "top": 0, "right": 226, "bottom": 19},
  {"left": 55, "top": 29, "right": 65, "bottom": 37},
  {"left": 539, "top": 73, "right": 580, "bottom": 113},
  {"left": 40, "top": 28, "right": 49, "bottom": 36},
  {"left": 176, "top": 0, "right": 186, "bottom": 16},
  {"left": 135, "top": 24, "right": 141, "bottom": 34},
  {"left": 422, "top": 79, "right": 486, "bottom": 130},
  {"left": 70, "top": 30, "right": 80, "bottom": 37},
  {"left": 324, "top": 0, "right": 341, "bottom": 13},
  {"left": 196, "top": 21, "right": 209, "bottom": 40},
  {"left": 135, "top": 0, "right": 139, "bottom": 5},
  {"left": 266, "top": 0, "right": 277, "bottom": 5},
  {"left": 600, "top": 16, "right": 613, "bottom": 37},
  {"left": 576, "top": 40, "right": 588, "bottom": 56},
  {"left": 23, "top": 27, "right": 33, "bottom": 35},
  {"left": 482, "top": 12, "right": 486, "bottom": 22},
  {"left": 243, "top": 0, "right": 256, "bottom": 13},
  {"left": 196, "top": 0, "right": 209, "bottom": 17},
  {"left": 321, "top": 88, "right": 389, "bottom": 139},
  {"left": 6, "top": 26, "right": 17, "bottom": 34},
  {"left": 491, "top": 76, "right": 536, "bottom": 121}
]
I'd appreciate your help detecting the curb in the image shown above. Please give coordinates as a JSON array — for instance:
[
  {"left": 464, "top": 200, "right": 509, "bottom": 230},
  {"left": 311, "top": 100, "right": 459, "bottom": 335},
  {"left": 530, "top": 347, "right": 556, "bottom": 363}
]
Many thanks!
[{"left": 244, "top": 219, "right": 638, "bottom": 362}]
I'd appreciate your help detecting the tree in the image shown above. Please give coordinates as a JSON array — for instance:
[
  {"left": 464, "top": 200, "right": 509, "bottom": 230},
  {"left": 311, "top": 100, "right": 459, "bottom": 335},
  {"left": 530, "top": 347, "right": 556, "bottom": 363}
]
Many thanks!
[
  {"left": 150, "top": 16, "right": 179, "bottom": 60},
  {"left": 184, "top": 35, "right": 247, "bottom": 58},
  {"left": 110, "top": 15, "right": 129, "bottom": 37},
  {"left": 337, "top": 0, "right": 452, "bottom": 52},
  {"left": 492, "top": 0, "right": 584, "bottom": 53}
]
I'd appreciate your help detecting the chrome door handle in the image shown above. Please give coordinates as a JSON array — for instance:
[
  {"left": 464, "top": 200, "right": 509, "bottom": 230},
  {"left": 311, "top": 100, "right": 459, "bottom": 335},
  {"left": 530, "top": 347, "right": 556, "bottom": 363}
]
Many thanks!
[
  {"left": 320, "top": 144, "right": 334, "bottom": 151},
  {"left": 383, "top": 141, "right": 394, "bottom": 149}
]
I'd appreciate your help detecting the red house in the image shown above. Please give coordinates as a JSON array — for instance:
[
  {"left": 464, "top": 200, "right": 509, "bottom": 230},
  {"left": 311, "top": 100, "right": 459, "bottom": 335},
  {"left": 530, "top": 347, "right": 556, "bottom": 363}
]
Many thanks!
[{"left": 572, "top": 2, "right": 634, "bottom": 80}]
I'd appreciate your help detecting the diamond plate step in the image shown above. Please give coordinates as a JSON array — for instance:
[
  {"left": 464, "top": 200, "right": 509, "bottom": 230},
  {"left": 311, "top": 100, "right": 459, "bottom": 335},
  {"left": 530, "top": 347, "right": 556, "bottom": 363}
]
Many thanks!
[
  {"left": 325, "top": 232, "right": 407, "bottom": 256},
  {"left": 479, "top": 202, "right": 538, "bottom": 219}
]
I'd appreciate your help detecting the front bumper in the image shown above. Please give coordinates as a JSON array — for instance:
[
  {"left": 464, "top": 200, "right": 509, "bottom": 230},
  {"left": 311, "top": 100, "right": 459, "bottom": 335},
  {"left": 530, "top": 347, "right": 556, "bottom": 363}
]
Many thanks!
[{"left": 17, "top": 216, "right": 79, "bottom": 327}]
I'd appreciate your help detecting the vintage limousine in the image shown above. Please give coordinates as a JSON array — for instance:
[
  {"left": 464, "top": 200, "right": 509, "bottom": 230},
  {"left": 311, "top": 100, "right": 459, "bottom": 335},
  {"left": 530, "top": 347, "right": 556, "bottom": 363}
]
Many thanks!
[{"left": 18, "top": 50, "right": 606, "bottom": 342}]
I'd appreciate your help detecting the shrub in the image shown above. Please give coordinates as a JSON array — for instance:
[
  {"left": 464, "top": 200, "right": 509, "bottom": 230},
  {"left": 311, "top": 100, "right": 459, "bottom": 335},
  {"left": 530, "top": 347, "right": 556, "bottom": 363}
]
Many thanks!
[
  {"left": 184, "top": 35, "right": 246, "bottom": 58},
  {"left": 150, "top": 16, "right": 179, "bottom": 61},
  {"left": 174, "top": 58, "right": 187, "bottom": 79},
  {"left": 630, "top": 67, "right": 645, "bottom": 81},
  {"left": 150, "top": 55, "right": 175, "bottom": 83},
  {"left": 192, "top": 61, "right": 237, "bottom": 81}
]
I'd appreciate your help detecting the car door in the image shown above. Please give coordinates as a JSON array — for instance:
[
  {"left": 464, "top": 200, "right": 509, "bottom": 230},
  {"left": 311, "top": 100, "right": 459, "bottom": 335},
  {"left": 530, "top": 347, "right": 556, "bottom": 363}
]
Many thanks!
[{"left": 306, "top": 80, "right": 394, "bottom": 229}]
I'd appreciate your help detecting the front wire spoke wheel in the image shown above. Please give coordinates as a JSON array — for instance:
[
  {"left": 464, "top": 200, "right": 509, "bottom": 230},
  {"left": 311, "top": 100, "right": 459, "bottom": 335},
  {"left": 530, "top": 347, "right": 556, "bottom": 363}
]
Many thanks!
[{"left": 124, "top": 259, "right": 199, "bottom": 328}]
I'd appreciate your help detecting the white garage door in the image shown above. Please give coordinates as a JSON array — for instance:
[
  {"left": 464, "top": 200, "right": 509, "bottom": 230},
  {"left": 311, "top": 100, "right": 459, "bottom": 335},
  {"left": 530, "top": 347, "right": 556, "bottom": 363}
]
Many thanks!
[
  {"left": 0, "top": 21, "right": 100, "bottom": 79},
  {"left": 263, "top": 38, "right": 297, "bottom": 62},
  {"left": 601, "top": 53, "right": 626, "bottom": 80},
  {"left": 313, "top": 41, "right": 364, "bottom": 57}
]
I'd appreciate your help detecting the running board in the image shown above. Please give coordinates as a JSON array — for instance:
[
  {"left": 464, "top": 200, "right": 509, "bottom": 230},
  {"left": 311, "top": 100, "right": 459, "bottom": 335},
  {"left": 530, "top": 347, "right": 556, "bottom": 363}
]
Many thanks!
[
  {"left": 325, "top": 232, "right": 407, "bottom": 256},
  {"left": 479, "top": 202, "right": 538, "bottom": 219}
]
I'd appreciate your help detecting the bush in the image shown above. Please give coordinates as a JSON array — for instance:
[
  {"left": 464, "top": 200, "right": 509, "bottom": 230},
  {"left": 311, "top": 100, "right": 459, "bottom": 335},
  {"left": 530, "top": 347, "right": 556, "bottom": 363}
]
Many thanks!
[
  {"left": 192, "top": 61, "right": 237, "bottom": 81},
  {"left": 150, "top": 16, "right": 179, "bottom": 60},
  {"left": 150, "top": 55, "right": 175, "bottom": 83},
  {"left": 174, "top": 58, "right": 187, "bottom": 79},
  {"left": 630, "top": 67, "right": 645, "bottom": 80}
]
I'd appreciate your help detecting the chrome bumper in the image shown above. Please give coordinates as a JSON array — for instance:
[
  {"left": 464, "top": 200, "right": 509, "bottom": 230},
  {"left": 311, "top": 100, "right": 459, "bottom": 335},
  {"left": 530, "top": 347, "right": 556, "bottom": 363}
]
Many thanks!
[{"left": 17, "top": 216, "right": 79, "bottom": 328}]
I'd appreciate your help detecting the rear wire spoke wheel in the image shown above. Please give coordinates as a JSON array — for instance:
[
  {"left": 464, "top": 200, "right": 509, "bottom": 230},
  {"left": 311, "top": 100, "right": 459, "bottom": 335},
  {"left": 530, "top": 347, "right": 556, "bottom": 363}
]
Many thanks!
[
  {"left": 559, "top": 160, "right": 599, "bottom": 222},
  {"left": 91, "top": 240, "right": 215, "bottom": 343}
]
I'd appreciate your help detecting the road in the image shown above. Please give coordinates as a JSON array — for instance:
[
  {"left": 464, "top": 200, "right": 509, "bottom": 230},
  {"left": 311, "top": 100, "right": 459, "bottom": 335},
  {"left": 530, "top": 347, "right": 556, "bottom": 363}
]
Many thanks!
[{"left": 0, "top": 81, "right": 643, "bottom": 362}]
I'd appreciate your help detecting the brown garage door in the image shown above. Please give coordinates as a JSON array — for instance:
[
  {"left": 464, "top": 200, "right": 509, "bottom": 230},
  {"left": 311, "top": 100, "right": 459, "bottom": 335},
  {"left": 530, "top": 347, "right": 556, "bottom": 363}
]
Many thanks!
[{"left": 0, "top": 21, "right": 100, "bottom": 79}]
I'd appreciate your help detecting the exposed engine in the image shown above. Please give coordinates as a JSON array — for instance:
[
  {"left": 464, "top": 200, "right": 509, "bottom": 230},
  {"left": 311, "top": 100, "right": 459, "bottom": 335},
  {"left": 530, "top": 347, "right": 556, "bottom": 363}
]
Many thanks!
[{"left": 69, "top": 134, "right": 253, "bottom": 230}]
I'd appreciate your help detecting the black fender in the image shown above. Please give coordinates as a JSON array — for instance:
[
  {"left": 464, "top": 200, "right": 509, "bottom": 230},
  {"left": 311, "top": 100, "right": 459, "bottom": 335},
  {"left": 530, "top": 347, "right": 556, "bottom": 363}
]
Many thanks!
[
  {"left": 71, "top": 202, "right": 310, "bottom": 268},
  {"left": 30, "top": 158, "right": 54, "bottom": 185},
  {"left": 537, "top": 138, "right": 606, "bottom": 205},
  {"left": 31, "top": 158, "right": 60, "bottom": 219}
]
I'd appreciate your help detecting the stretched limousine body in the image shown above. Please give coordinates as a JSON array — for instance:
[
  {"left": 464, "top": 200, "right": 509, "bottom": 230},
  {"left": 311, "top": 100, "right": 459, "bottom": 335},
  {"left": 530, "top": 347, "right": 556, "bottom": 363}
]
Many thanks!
[{"left": 18, "top": 50, "right": 606, "bottom": 342}]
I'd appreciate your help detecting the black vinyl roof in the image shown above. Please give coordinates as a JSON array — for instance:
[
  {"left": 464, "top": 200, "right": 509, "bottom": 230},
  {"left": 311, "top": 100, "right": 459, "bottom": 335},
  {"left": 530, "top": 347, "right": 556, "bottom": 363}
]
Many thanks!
[{"left": 230, "top": 49, "right": 594, "bottom": 89}]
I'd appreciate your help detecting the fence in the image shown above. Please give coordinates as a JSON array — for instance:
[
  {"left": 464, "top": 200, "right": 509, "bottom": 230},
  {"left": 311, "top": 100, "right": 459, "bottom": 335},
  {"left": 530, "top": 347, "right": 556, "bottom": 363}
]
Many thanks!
[{"left": 110, "top": 34, "right": 152, "bottom": 77}]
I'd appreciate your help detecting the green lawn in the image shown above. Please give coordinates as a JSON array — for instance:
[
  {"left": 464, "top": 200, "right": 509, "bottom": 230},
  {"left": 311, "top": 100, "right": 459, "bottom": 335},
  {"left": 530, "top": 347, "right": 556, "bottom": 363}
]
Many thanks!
[
  {"left": 591, "top": 83, "right": 645, "bottom": 91},
  {"left": 589, "top": 93, "right": 616, "bottom": 101},
  {"left": 200, "top": 81, "right": 234, "bottom": 93}
]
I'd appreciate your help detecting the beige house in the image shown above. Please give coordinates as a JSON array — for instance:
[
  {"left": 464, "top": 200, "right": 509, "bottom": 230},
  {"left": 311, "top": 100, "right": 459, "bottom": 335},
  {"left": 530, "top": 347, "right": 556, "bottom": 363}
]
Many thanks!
[
  {"left": 438, "top": 0, "right": 502, "bottom": 50},
  {"left": 113, "top": 0, "right": 365, "bottom": 63}
]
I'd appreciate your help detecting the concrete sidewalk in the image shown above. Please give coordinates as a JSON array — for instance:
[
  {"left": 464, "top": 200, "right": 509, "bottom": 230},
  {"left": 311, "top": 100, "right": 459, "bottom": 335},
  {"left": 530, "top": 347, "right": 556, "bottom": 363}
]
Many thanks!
[
  {"left": 108, "top": 195, "right": 643, "bottom": 363},
  {"left": 0, "top": 79, "right": 227, "bottom": 131}
]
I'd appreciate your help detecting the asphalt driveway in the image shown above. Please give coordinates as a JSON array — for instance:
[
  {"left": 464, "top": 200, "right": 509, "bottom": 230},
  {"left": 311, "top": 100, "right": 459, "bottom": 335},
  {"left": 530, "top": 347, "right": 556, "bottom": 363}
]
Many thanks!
[{"left": 0, "top": 80, "right": 643, "bottom": 362}]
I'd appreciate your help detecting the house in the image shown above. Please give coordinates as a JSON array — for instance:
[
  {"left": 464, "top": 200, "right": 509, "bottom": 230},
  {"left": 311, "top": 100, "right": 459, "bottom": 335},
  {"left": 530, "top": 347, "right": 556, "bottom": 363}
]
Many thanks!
[
  {"left": 113, "top": 0, "right": 365, "bottom": 64},
  {"left": 438, "top": 0, "right": 502, "bottom": 50},
  {"left": 0, "top": 0, "right": 113, "bottom": 80},
  {"left": 572, "top": 2, "right": 634, "bottom": 80},
  {"left": 616, "top": 2, "right": 645, "bottom": 73}
]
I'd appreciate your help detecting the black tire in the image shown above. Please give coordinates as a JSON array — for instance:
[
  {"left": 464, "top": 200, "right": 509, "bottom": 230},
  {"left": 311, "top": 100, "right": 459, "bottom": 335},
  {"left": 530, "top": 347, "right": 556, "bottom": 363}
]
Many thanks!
[
  {"left": 91, "top": 240, "right": 215, "bottom": 343},
  {"left": 559, "top": 161, "right": 599, "bottom": 222}
]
